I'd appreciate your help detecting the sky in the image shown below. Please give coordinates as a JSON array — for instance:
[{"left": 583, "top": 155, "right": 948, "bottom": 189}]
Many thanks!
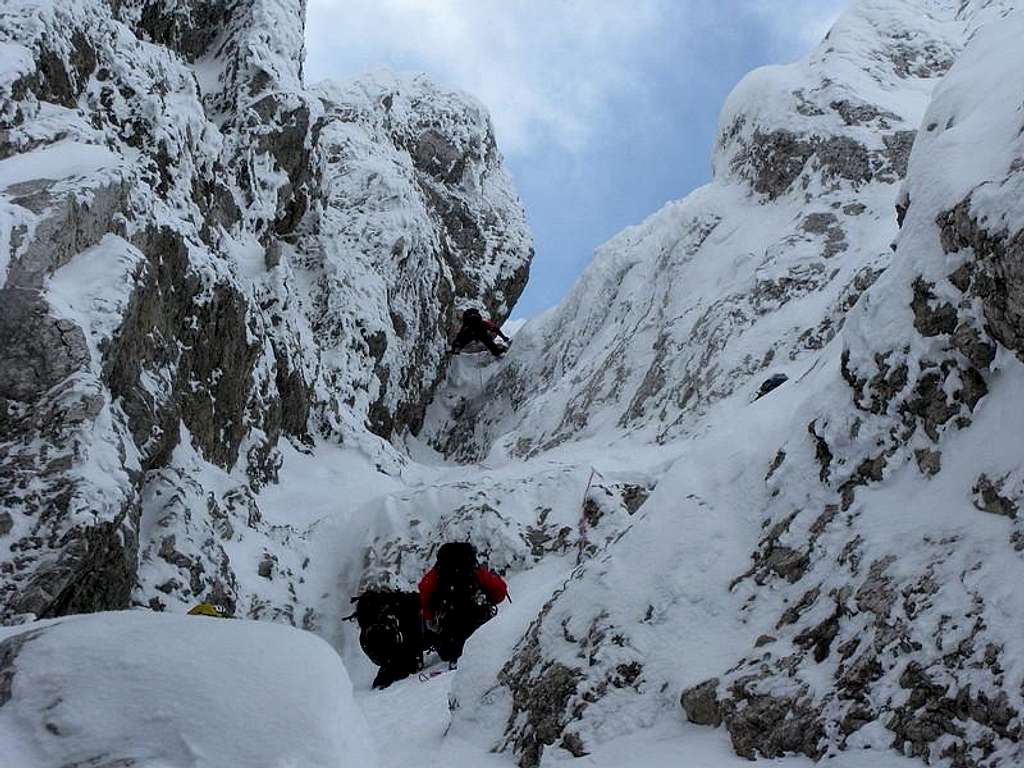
[{"left": 304, "top": 0, "right": 847, "bottom": 318}]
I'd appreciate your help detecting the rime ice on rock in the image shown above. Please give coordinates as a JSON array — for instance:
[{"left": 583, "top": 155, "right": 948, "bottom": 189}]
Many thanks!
[{"left": 0, "top": 0, "right": 530, "bottom": 622}]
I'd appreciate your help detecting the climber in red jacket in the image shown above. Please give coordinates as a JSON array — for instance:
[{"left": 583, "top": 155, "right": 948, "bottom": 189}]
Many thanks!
[
  {"left": 418, "top": 542, "right": 507, "bottom": 663},
  {"left": 450, "top": 308, "right": 510, "bottom": 357}
]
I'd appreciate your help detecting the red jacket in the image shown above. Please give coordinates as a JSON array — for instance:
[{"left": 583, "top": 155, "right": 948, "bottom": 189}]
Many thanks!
[{"left": 418, "top": 566, "right": 508, "bottom": 621}]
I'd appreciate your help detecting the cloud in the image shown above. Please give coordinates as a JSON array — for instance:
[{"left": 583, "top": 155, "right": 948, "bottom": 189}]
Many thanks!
[
  {"left": 304, "top": 0, "right": 850, "bottom": 156},
  {"left": 305, "top": 0, "right": 685, "bottom": 155}
]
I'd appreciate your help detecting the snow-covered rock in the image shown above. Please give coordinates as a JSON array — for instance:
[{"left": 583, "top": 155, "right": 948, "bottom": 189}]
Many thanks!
[
  {"left": 0, "top": 0, "right": 530, "bottom": 622},
  {"left": 297, "top": 71, "right": 531, "bottom": 442},
  {"left": 0, "top": 611, "right": 376, "bottom": 767},
  {"left": 3, "top": 0, "right": 1023, "bottom": 766},
  {"left": 423, "top": 0, "right": 969, "bottom": 463},
  {"left": 432, "top": 1, "right": 1024, "bottom": 766}
]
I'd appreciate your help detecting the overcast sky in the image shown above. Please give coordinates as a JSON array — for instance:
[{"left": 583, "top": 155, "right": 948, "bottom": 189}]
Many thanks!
[{"left": 305, "top": 1, "right": 847, "bottom": 318}]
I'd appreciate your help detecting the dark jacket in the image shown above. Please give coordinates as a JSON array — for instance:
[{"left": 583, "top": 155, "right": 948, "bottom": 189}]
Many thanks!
[
  {"left": 417, "top": 565, "right": 507, "bottom": 622},
  {"left": 452, "top": 314, "right": 510, "bottom": 356}
]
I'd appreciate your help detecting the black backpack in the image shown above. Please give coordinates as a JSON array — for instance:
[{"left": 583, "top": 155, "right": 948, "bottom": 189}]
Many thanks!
[
  {"left": 436, "top": 542, "right": 478, "bottom": 575},
  {"left": 461, "top": 308, "right": 484, "bottom": 331},
  {"left": 430, "top": 543, "right": 491, "bottom": 626},
  {"left": 345, "top": 589, "right": 421, "bottom": 668}
]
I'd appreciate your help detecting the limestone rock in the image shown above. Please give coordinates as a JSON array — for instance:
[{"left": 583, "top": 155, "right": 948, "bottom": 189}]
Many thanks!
[{"left": 0, "top": 0, "right": 530, "bottom": 621}]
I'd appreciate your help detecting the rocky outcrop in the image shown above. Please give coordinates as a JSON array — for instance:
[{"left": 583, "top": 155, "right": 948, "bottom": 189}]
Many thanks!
[
  {"left": 0, "top": 0, "right": 531, "bottom": 621},
  {"left": 295, "top": 73, "right": 531, "bottom": 443},
  {"left": 938, "top": 197, "right": 1024, "bottom": 361}
]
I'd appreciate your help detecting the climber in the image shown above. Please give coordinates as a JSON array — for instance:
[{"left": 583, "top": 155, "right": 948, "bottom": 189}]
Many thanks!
[
  {"left": 345, "top": 589, "right": 425, "bottom": 689},
  {"left": 450, "top": 308, "right": 511, "bottom": 358},
  {"left": 418, "top": 542, "right": 508, "bottom": 664}
]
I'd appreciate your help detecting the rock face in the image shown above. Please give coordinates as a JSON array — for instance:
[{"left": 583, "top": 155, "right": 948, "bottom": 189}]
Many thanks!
[
  {"left": 0, "top": 0, "right": 530, "bottom": 621},
  {"left": 440, "top": 1, "right": 1024, "bottom": 766}
]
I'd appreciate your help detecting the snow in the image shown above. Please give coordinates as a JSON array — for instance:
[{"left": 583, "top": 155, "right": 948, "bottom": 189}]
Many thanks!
[
  {"left": 356, "top": 670, "right": 508, "bottom": 768},
  {"left": 45, "top": 234, "right": 146, "bottom": 363},
  {"left": 354, "top": 657, "right": 921, "bottom": 768},
  {"left": 3, "top": 0, "right": 1024, "bottom": 766},
  {"left": 259, "top": 440, "right": 406, "bottom": 529},
  {"left": 0, "top": 611, "right": 377, "bottom": 768},
  {"left": 0, "top": 142, "right": 123, "bottom": 190},
  {"left": 0, "top": 41, "right": 33, "bottom": 93},
  {"left": 903, "top": 6, "right": 1024, "bottom": 228}
]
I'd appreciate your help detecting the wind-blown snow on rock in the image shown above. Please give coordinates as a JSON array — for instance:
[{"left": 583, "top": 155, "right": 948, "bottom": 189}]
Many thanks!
[
  {"left": 0, "top": 0, "right": 530, "bottom": 622},
  {"left": 0, "top": 611, "right": 376, "bottom": 767},
  {"left": 435, "top": 1, "right": 1024, "bottom": 766}
]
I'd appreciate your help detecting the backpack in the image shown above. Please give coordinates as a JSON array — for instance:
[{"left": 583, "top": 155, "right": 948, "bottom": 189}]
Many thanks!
[
  {"left": 187, "top": 601, "right": 231, "bottom": 618},
  {"left": 755, "top": 373, "right": 788, "bottom": 401},
  {"left": 461, "top": 308, "right": 485, "bottom": 332},
  {"left": 345, "top": 589, "right": 421, "bottom": 668},
  {"left": 429, "top": 543, "right": 492, "bottom": 628}
]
